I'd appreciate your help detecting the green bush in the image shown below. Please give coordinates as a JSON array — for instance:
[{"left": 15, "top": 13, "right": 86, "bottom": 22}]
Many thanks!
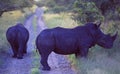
[
  {"left": 52, "top": 6, "right": 66, "bottom": 13},
  {"left": 73, "top": 0, "right": 103, "bottom": 23}
]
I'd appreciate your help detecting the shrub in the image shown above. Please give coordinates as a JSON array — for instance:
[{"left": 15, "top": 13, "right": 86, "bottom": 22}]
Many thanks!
[{"left": 73, "top": 0, "right": 103, "bottom": 23}]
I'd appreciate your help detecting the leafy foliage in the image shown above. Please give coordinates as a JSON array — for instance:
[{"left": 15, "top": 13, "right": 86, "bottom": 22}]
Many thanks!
[
  {"left": 35, "top": 0, "right": 75, "bottom": 13},
  {"left": 37, "top": 0, "right": 120, "bottom": 22},
  {"left": 73, "top": 0, "right": 103, "bottom": 23},
  {"left": 0, "top": 0, "right": 33, "bottom": 16}
]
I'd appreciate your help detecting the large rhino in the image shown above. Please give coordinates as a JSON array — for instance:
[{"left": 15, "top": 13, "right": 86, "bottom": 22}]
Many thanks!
[
  {"left": 6, "top": 23, "right": 29, "bottom": 59},
  {"left": 36, "top": 22, "right": 117, "bottom": 70}
]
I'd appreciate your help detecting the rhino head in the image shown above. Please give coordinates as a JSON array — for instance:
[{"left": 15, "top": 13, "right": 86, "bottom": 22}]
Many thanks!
[{"left": 95, "top": 23, "right": 118, "bottom": 49}]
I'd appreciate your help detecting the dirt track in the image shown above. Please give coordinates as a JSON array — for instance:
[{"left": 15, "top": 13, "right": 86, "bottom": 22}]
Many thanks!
[{"left": 0, "top": 8, "right": 77, "bottom": 74}]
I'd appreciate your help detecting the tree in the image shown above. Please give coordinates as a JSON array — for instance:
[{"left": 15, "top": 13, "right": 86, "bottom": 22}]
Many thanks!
[
  {"left": 0, "top": 0, "right": 34, "bottom": 16},
  {"left": 73, "top": 0, "right": 103, "bottom": 23}
]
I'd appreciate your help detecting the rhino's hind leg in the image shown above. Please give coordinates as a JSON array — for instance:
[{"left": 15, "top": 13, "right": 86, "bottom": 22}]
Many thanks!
[
  {"left": 40, "top": 50, "right": 51, "bottom": 71},
  {"left": 17, "top": 45, "right": 24, "bottom": 59},
  {"left": 12, "top": 49, "right": 17, "bottom": 58},
  {"left": 17, "top": 50, "right": 23, "bottom": 59},
  {"left": 11, "top": 44, "right": 18, "bottom": 58},
  {"left": 23, "top": 45, "right": 27, "bottom": 54},
  {"left": 12, "top": 53, "right": 17, "bottom": 58}
]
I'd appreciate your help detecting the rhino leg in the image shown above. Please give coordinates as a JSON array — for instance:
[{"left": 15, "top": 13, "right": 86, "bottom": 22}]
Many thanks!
[
  {"left": 75, "top": 53, "right": 80, "bottom": 58},
  {"left": 11, "top": 43, "right": 18, "bottom": 58},
  {"left": 23, "top": 45, "right": 27, "bottom": 54},
  {"left": 80, "top": 48, "right": 89, "bottom": 57},
  {"left": 40, "top": 49, "right": 52, "bottom": 71},
  {"left": 17, "top": 45, "right": 24, "bottom": 59}
]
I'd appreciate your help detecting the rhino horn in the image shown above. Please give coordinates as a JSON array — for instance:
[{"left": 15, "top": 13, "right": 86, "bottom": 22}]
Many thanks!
[{"left": 112, "top": 31, "right": 118, "bottom": 40}]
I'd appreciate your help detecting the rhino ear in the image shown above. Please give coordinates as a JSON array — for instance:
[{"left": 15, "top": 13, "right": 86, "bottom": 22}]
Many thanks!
[
  {"left": 97, "top": 22, "right": 101, "bottom": 28},
  {"left": 94, "top": 21, "right": 101, "bottom": 28}
]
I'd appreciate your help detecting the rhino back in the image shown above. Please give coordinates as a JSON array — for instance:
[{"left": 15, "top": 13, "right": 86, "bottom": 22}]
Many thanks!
[
  {"left": 36, "top": 26, "right": 97, "bottom": 54},
  {"left": 6, "top": 25, "right": 29, "bottom": 45},
  {"left": 36, "top": 29, "right": 55, "bottom": 51},
  {"left": 6, "top": 26, "right": 18, "bottom": 43},
  {"left": 53, "top": 26, "right": 96, "bottom": 51},
  {"left": 16, "top": 25, "right": 29, "bottom": 43}
]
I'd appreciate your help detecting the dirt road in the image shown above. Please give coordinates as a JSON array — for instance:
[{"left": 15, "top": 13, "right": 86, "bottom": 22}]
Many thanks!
[{"left": 0, "top": 8, "right": 77, "bottom": 74}]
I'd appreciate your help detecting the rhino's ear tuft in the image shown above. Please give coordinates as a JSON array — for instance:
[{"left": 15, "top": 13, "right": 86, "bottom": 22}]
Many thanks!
[
  {"left": 97, "top": 22, "right": 101, "bottom": 28},
  {"left": 94, "top": 21, "right": 101, "bottom": 28}
]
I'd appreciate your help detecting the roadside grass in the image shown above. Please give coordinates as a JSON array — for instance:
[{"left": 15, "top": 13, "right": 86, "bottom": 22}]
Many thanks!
[
  {"left": 0, "top": 10, "right": 24, "bottom": 51},
  {"left": 44, "top": 12, "right": 120, "bottom": 74},
  {"left": 44, "top": 12, "right": 79, "bottom": 28},
  {"left": 0, "top": 10, "right": 25, "bottom": 66},
  {"left": 31, "top": 50, "right": 40, "bottom": 74}
]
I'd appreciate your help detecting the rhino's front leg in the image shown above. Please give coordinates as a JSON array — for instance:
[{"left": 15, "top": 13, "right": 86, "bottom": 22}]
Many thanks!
[
  {"left": 75, "top": 52, "right": 80, "bottom": 58},
  {"left": 80, "top": 48, "right": 89, "bottom": 57}
]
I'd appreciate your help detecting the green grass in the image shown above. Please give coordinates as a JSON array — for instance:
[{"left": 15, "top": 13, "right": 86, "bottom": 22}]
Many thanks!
[
  {"left": 31, "top": 68, "right": 39, "bottom": 74},
  {"left": 0, "top": 9, "right": 30, "bottom": 51},
  {"left": 44, "top": 12, "right": 120, "bottom": 74},
  {"left": 44, "top": 12, "right": 79, "bottom": 28},
  {"left": 31, "top": 50, "right": 40, "bottom": 74},
  {"left": 30, "top": 14, "right": 40, "bottom": 74}
]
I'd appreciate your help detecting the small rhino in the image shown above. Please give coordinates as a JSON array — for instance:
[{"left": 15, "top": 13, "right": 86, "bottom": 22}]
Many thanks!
[{"left": 6, "top": 23, "right": 29, "bottom": 59}]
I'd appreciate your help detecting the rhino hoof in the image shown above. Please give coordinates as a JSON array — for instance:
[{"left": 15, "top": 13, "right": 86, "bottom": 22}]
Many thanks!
[
  {"left": 23, "top": 51, "right": 27, "bottom": 54},
  {"left": 42, "top": 67, "right": 51, "bottom": 71},
  {"left": 12, "top": 55, "right": 17, "bottom": 58},
  {"left": 17, "top": 56, "right": 23, "bottom": 59}
]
